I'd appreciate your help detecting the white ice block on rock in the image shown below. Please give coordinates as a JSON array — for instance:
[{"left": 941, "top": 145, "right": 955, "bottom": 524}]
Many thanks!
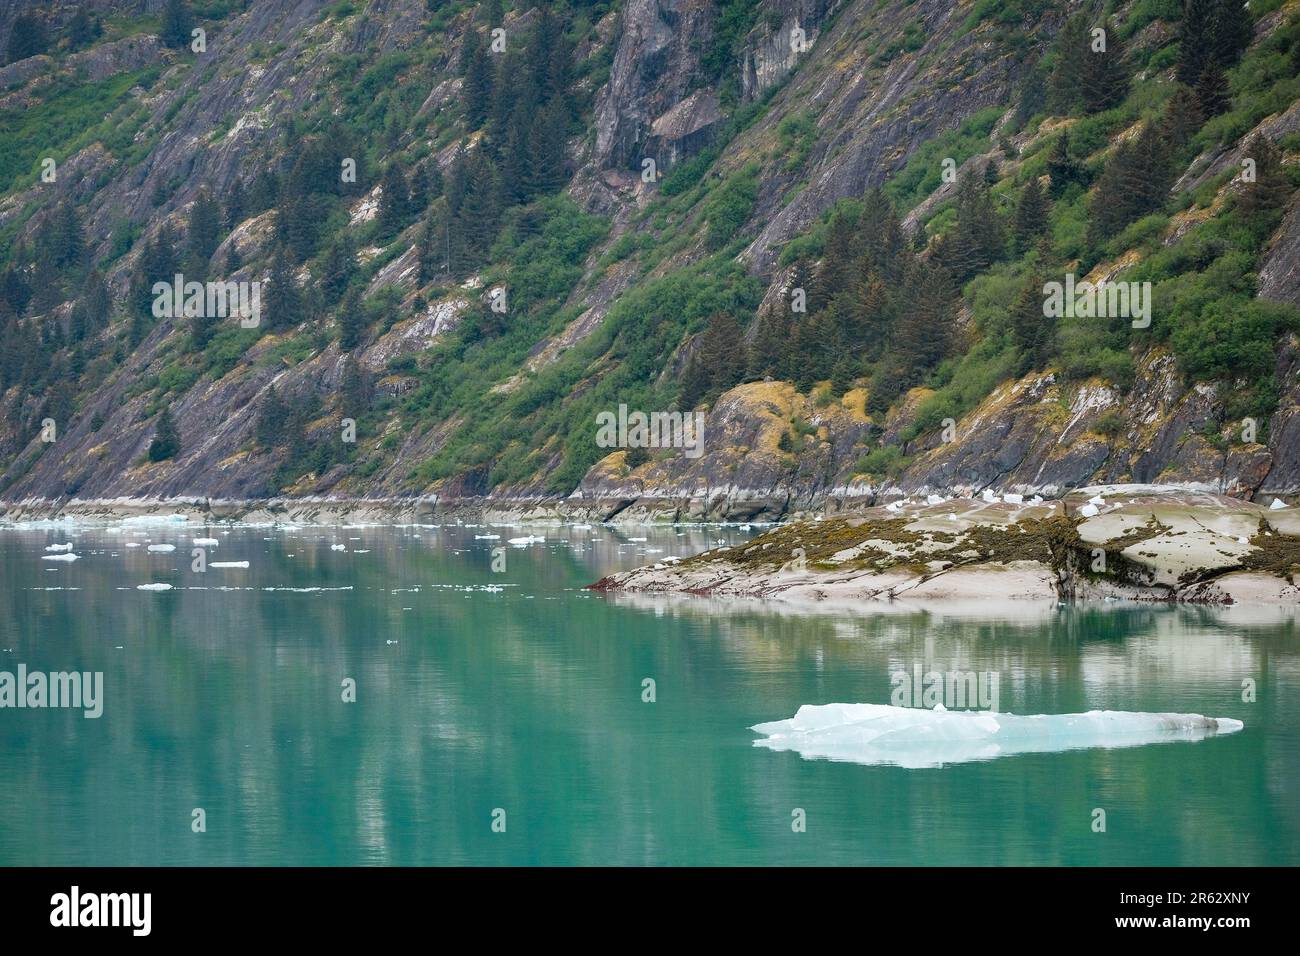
[
  {"left": 1271, "top": 498, "right": 1287, "bottom": 510},
  {"left": 751, "top": 703, "right": 1242, "bottom": 769},
  {"left": 1079, "top": 503, "right": 1100, "bottom": 518}
]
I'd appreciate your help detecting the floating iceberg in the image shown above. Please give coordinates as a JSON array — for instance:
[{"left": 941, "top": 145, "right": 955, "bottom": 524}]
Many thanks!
[
  {"left": 508, "top": 535, "right": 545, "bottom": 545},
  {"left": 137, "top": 583, "right": 173, "bottom": 591},
  {"left": 147, "top": 543, "right": 176, "bottom": 553},
  {"left": 330, "top": 544, "right": 347, "bottom": 551},
  {"left": 750, "top": 703, "right": 1243, "bottom": 769},
  {"left": 41, "top": 553, "right": 79, "bottom": 562},
  {"left": 193, "top": 537, "right": 219, "bottom": 547},
  {"left": 45, "top": 543, "right": 74, "bottom": 552},
  {"left": 210, "top": 561, "right": 249, "bottom": 569}
]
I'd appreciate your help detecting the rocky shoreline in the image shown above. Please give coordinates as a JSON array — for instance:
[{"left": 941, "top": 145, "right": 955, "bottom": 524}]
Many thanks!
[{"left": 590, "top": 488, "right": 1300, "bottom": 606}]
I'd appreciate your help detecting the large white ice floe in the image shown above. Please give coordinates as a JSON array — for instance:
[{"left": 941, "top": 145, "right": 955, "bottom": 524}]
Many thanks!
[
  {"left": 750, "top": 703, "right": 1243, "bottom": 769},
  {"left": 41, "top": 553, "right": 79, "bottom": 562}
]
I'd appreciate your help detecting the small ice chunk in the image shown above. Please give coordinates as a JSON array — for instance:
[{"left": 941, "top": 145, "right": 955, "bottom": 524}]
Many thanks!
[
  {"left": 1003, "top": 493, "right": 1024, "bottom": 505},
  {"left": 628, "top": 537, "right": 647, "bottom": 542},
  {"left": 331, "top": 544, "right": 347, "bottom": 551},
  {"left": 45, "top": 543, "right": 74, "bottom": 552},
  {"left": 1029, "top": 495, "right": 1044, "bottom": 505},
  {"left": 210, "top": 561, "right": 249, "bottom": 568},
  {"left": 927, "top": 494, "right": 945, "bottom": 505},
  {"left": 885, "top": 501, "right": 902, "bottom": 513},
  {"left": 1270, "top": 498, "right": 1287, "bottom": 510},
  {"left": 981, "top": 489, "right": 1000, "bottom": 503},
  {"left": 41, "top": 553, "right": 79, "bottom": 562},
  {"left": 1079, "top": 504, "right": 1100, "bottom": 518},
  {"left": 125, "top": 542, "right": 141, "bottom": 548},
  {"left": 137, "top": 583, "right": 173, "bottom": 591},
  {"left": 193, "top": 538, "right": 219, "bottom": 547},
  {"left": 1088, "top": 494, "right": 1106, "bottom": 506},
  {"left": 474, "top": 534, "right": 501, "bottom": 540},
  {"left": 147, "top": 544, "right": 176, "bottom": 553}
]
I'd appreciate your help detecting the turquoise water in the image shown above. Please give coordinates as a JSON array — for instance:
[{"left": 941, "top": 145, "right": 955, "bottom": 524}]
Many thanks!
[{"left": 0, "top": 522, "right": 1296, "bottom": 866}]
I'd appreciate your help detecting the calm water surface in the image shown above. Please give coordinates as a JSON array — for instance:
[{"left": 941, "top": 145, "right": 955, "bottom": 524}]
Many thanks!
[{"left": 1, "top": 521, "right": 1296, "bottom": 865}]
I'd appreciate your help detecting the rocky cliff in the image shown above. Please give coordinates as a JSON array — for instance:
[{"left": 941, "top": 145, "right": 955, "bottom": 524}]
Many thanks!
[{"left": 1, "top": 0, "right": 1298, "bottom": 521}]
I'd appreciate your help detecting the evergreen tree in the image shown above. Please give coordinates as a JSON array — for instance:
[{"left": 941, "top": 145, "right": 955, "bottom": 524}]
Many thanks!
[
  {"left": 462, "top": 31, "right": 494, "bottom": 129},
  {"left": 525, "top": 99, "right": 569, "bottom": 198},
  {"left": 1012, "top": 177, "right": 1051, "bottom": 254},
  {"left": 1079, "top": 20, "right": 1129, "bottom": 114},
  {"left": 319, "top": 236, "right": 356, "bottom": 306},
  {"left": 1159, "top": 84, "right": 1205, "bottom": 149},
  {"left": 340, "top": 356, "right": 372, "bottom": 416},
  {"left": 1195, "top": 61, "right": 1230, "bottom": 117},
  {"left": 1046, "top": 132, "right": 1083, "bottom": 197},
  {"left": 1086, "top": 124, "right": 1173, "bottom": 248},
  {"left": 6, "top": 14, "right": 47, "bottom": 63},
  {"left": 377, "top": 164, "right": 412, "bottom": 237},
  {"left": 148, "top": 407, "right": 181, "bottom": 462},
  {"left": 1011, "top": 270, "right": 1052, "bottom": 376},
  {"left": 66, "top": 10, "right": 102, "bottom": 50},
  {"left": 223, "top": 177, "right": 246, "bottom": 232},
  {"left": 187, "top": 187, "right": 222, "bottom": 273},
  {"left": 264, "top": 246, "right": 303, "bottom": 331},
  {"left": 161, "top": 0, "right": 193, "bottom": 50},
  {"left": 255, "top": 385, "right": 288, "bottom": 449},
  {"left": 1046, "top": 15, "right": 1090, "bottom": 115},
  {"left": 1237, "top": 135, "right": 1291, "bottom": 220},
  {"left": 337, "top": 286, "right": 367, "bottom": 351},
  {"left": 58, "top": 202, "right": 86, "bottom": 268}
]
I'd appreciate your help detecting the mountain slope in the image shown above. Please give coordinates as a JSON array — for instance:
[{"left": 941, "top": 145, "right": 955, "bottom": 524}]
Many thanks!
[{"left": 1, "top": 0, "right": 1299, "bottom": 519}]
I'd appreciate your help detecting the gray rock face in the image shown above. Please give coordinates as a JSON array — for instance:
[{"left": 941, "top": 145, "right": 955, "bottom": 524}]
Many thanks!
[
  {"left": 592, "top": 0, "right": 716, "bottom": 173},
  {"left": 1259, "top": 194, "right": 1300, "bottom": 307}
]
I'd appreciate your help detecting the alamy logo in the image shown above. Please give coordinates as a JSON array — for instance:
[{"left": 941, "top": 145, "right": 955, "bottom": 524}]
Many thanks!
[
  {"left": 152, "top": 273, "right": 261, "bottom": 327},
  {"left": 0, "top": 664, "right": 102, "bottom": 718},
  {"left": 1043, "top": 274, "right": 1151, "bottom": 328},
  {"left": 595, "top": 404, "right": 705, "bottom": 459},
  {"left": 50, "top": 886, "right": 151, "bottom": 936},
  {"left": 891, "top": 667, "right": 1000, "bottom": 712}
]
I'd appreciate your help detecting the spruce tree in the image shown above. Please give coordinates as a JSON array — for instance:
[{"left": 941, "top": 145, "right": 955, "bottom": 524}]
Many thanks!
[
  {"left": 1046, "top": 132, "right": 1083, "bottom": 197},
  {"left": 1237, "top": 135, "right": 1290, "bottom": 220},
  {"left": 6, "top": 14, "right": 47, "bottom": 63},
  {"left": 377, "top": 164, "right": 412, "bottom": 237},
  {"left": 187, "top": 187, "right": 222, "bottom": 274},
  {"left": 337, "top": 286, "right": 367, "bottom": 351},
  {"left": 148, "top": 407, "right": 181, "bottom": 462},
  {"left": 1011, "top": 271, "right": 1051, "bottom": 376},
  {"left": 319, "top": 236, "right": 356, "bottom": 306},
  {"left": 264, "top": 246, "right": 303, "bottom": 331},
  {"left": 340, "top": 356, "right": 372, "bottom": 416},
  {"left": 256, "top": 385, "right": 287, "bottom": 448},
  {"left": 1195, "top": 61, "right": 1230, "bottom": 117},
  {"left": 462, "top": 31, "right": 494, "bottom": 129},
  {"left": 1079, "top": 20, "right": 1129, "bottom": 114},
  {"left": 224, "top": 178, "right": 246, "bottom": 232},
  {"left": 161, "top": 0, "right": 193, "bottom": 50},
  {"left": 1012, "top": 177, "right": 1051, "bottom": 254}
]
